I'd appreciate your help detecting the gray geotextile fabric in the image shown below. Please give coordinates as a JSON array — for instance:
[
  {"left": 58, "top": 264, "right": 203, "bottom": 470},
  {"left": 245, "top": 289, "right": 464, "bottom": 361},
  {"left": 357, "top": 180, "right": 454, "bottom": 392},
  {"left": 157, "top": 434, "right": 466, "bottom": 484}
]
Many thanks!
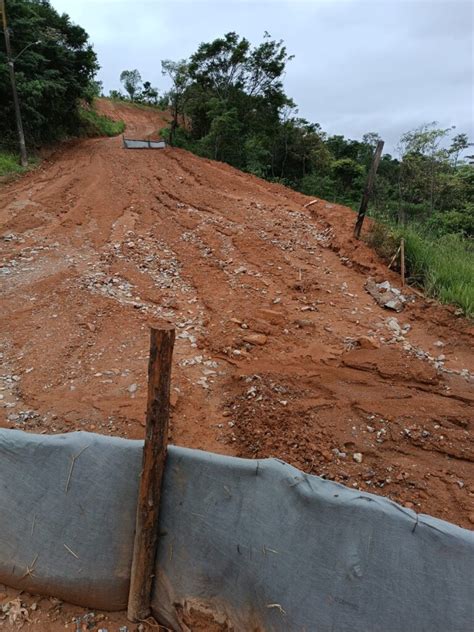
[
  {"left": 1, "top": 429, "right": 473, "bottom": 632},
  {"left": 122, "top": 138, "right": 166, "bottom": 149},
  {"left": 0, "top": 430, "right": 142, "bottom": 610},
  {"left": 152, "top": 448, "right": 474, "bottom": 632}
]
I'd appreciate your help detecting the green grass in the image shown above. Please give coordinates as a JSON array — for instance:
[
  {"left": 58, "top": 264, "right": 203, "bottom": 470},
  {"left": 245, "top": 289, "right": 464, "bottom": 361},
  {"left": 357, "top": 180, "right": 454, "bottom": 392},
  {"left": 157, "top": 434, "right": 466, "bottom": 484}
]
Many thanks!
[
  {"left": 78, "top": 106, "right": 125, "bottom": 137},
  {"left": 0, "top": 151, "right": 27, "bottom": 177},
  {"left": 367, "top": 221, "right": 474, "bottom": 317},
  {"left": 0, "top": 151, "right": 39, "bottom": 178}
]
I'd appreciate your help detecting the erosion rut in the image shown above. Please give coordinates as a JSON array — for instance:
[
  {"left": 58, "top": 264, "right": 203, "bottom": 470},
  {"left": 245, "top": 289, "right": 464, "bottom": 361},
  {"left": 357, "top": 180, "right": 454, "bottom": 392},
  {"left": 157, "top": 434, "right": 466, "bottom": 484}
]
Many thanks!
[{"left": 1, "top": 100, "right": 473, "bottom": 534}]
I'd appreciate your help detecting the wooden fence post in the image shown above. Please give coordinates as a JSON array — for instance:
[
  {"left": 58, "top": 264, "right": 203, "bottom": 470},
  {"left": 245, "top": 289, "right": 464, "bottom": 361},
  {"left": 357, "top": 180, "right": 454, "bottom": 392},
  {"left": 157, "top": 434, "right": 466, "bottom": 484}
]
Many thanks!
[
  {"left": 353, "top": 139, "right": 384, "bottom": 239},
  {"left": 400, "top": 238, "right": 405, "bottom": 286},
  {"left": 127, "top": 326, "right": 175, "bottom": 622}
]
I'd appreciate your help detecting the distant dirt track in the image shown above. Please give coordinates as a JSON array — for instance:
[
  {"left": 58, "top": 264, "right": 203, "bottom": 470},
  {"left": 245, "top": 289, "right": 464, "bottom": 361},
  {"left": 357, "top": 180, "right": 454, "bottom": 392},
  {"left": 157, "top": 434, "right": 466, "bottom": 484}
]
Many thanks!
[{"left": 1, "top": 100, "right": 473, "bottom": 521}]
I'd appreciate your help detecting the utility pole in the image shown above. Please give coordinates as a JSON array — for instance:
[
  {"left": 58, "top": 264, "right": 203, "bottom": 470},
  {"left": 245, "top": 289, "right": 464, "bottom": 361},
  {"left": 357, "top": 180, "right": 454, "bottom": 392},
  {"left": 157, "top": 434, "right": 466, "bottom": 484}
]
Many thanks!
[{"left": 1, "top": 0, "right": 28, "bottom": 166}]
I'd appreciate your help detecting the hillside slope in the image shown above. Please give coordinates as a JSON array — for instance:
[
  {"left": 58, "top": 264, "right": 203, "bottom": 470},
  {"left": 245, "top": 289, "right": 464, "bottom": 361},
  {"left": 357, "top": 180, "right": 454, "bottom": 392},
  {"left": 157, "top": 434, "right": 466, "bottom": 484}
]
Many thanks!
[{"left": 1, "top": 100, "right": 473, "bottom": 533}]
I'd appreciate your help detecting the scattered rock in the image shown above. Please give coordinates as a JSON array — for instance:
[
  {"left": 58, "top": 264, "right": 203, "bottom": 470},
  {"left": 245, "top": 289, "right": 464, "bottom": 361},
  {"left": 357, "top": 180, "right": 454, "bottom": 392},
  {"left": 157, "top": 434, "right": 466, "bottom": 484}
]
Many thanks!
[
  {"left": 243, "top": 333, "right": 267, "bottom": 346},
  {"left": 386, "top": 317, "right": 402, "bottom": 336},
  {"left": 357, "top": 336, "right": 379, "bottom": 349},
  {"left": 353, "top": 452, "right": 363, "bottom": 464},
  {"left": 128, "top": 383, "right": 138, "bottom": 394},
  {"left": 365, "top": 278, "right": 406, "bottom": 312},
  {"left": 256, "top": 308, "right": 285, "bottom": 325},
  {"left": 197, "top": 377, "right": 210, "bottom": 389}
]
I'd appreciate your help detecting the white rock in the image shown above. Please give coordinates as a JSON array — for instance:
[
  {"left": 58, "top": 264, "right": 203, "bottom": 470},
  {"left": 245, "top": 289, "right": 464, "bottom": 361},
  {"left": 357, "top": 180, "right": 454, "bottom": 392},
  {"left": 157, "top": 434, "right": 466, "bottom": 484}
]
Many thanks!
[{"left": 386, "top": 317, "right": 401, "bottom": 335}]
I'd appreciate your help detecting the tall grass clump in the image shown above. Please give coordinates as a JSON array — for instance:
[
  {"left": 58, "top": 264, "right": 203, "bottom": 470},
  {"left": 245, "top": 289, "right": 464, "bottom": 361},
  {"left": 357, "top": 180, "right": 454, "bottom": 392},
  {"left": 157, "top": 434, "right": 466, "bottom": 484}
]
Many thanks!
[
  {"left": 0, "top": 151, "right": 39, "bottom": 178},
  {"left": 367, "top": 221, "right": 474, "bottom": 318},
  {"left": 0, "top": 151, "right": 26, "bottom": 176}
]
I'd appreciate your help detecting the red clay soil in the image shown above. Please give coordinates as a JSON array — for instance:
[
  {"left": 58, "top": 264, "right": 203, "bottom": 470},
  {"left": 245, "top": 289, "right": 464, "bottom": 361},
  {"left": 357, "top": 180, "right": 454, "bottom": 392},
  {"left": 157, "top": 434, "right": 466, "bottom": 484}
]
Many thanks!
[{"left": 1, "top": 99, "right": 473, "bottom": 630}]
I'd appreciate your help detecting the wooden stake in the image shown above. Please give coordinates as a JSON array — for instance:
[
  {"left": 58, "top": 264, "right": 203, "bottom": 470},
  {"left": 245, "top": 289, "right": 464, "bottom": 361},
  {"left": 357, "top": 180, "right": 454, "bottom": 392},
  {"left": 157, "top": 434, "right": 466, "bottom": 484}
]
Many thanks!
[
  {"left": 400, "top": 238, "right": 405, "bottom": 286},
  {"left": 127, "top": 326, "right": 175, "bottom": 623},
  {"left": 388, "top": 244, "right": 401, "bottom": 270},
  {"left": 353, "top": 139, "right": 384, "bottom": 239}
]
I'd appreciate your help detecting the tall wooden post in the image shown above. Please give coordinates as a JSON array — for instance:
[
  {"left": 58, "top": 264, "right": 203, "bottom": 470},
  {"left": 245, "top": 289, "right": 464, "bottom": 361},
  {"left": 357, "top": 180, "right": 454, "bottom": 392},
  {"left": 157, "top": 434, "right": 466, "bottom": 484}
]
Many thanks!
[
  {"left": 353, "top": 139, "right": 384, "bottom": 239},
  {"left": 127, "top": 326, "right": 175, "bottom": 622},
  {"left": 400, "top": 238, "right": 405, "bottom": 286}
]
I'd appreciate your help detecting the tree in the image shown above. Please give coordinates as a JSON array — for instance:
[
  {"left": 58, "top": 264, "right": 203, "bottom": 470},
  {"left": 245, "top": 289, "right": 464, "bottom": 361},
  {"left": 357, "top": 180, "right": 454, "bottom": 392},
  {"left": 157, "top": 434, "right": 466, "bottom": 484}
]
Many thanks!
[
  {"left": 397, "top": 122, "right": 454, "bottom": 220},
  {"left": 84, "top": 79, "right": 103, "bottom": 100},
  {"left": 187, "top": 31, "right": 291, "bottom": 101},
  {"left": 109, "top": 89, "right": 124, "bottom": 100},
  {"left": 449, "top": 133, "right": 472, "bottom": 168},
  {"left": 0, "top": 0, "right": 99, "bottom": 148},
  {"left": 332, "top": 158, "right": 364, "bottom": 194},
  {"left": 141, "top": 81, "right": 158, "bottom": 105},
  {"left": 362, "top": 132, "right": 382, "bottom": 148},
  {"left": 161, "top": 32, "right": 293, "bottom": 161},
  {"left": 161, "top": 59, "right": 191, "bottom": 144},
  {"left": 120, "top": 69, "right": 142, "bottom": 101}
]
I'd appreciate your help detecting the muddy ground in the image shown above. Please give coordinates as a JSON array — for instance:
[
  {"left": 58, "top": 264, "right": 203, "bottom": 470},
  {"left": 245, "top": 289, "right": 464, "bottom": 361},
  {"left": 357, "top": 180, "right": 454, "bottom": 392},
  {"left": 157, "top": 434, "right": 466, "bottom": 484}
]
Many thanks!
[{"left": 1, "top": 100, "right": 472, "bottom": 631}]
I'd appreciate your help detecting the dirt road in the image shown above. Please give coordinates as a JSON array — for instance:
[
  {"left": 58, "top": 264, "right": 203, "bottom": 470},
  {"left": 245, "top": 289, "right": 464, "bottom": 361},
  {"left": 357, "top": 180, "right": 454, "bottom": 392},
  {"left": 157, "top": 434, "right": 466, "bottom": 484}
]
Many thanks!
[{"left": 0, "top": 99, "right": 473, "bottom": 628}]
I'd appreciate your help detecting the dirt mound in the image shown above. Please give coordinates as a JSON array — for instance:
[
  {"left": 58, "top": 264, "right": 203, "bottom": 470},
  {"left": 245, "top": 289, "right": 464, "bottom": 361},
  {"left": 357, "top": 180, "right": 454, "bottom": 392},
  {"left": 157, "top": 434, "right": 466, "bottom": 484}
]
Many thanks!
[
  {"left": 95, "top": 97, "right": 170, "bottom": 138},
  {"left": 0, "top": 98, "right": 473, "bottom": 629}
]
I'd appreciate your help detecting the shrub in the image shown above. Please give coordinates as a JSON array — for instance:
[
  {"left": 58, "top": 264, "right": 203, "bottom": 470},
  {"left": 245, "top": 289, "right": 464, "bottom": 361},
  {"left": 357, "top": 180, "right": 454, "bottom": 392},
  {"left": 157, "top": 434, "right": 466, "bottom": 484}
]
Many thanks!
[{"left": 426, "top": 205, "right": 474, "bottom": 238}]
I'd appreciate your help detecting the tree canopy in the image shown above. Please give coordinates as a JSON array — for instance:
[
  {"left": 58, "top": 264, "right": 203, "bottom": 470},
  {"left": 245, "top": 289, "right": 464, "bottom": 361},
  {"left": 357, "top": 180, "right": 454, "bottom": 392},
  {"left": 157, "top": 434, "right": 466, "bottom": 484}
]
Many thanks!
[
  {"left": 0, "top": 0, "right": 99, "bottom": 147},
  {"left": 120, "top": 69, "right": 141, "bottom": 101}
]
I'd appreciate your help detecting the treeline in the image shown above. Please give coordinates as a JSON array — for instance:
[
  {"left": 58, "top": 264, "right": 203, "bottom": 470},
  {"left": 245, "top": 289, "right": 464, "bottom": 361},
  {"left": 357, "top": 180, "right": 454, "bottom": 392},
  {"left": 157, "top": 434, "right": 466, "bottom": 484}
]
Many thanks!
[
  {"left": 0, "top": 0, "right": 99, "bottom": 147},
  {"left": 118, "top": 32, "right": 472, "bottom": 238}
]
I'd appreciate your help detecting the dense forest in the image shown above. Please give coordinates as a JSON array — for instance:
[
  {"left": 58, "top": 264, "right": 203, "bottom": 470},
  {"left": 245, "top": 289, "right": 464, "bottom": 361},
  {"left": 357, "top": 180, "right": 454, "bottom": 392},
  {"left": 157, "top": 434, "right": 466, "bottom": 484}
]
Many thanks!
[
  {"left": 0, "top": 0, "right": 122, "bottom": 158},
  {"left": 0, "top": 0, "right": 98, "bottom": 145}
]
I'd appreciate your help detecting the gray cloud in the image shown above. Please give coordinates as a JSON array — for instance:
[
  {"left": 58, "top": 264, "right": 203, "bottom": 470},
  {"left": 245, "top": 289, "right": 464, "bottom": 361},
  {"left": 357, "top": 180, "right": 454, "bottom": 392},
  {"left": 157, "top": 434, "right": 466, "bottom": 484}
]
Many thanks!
[{"left": 53, "top": 0, "right": 473, "bottom": 154}]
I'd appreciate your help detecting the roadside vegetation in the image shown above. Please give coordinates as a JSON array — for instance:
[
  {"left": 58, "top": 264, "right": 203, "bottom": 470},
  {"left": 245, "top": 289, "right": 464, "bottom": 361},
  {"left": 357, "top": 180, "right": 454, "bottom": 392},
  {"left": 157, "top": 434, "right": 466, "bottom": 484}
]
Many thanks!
[
  {"left": 0, "top": 151, "right": 26, "bottom": 176},
  {"left": 0, "top": 1, "right": 125, "bottom": 176},
  {"left": 77, "top": 105, "right": 125, "bottom": 137},
  {"left": 0, "top": 0, "right": 99, "bottom": 149},
  {"left": 0, "top": 150, "right": 39, "bottom": 178},
  {"left": 368, "top": 222, "right": 473, "bottom": 317}
]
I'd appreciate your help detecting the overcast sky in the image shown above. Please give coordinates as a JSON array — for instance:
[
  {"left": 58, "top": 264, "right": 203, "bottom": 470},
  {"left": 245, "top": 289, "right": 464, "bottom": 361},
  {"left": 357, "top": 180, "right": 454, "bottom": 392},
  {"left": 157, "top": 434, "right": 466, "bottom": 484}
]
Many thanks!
[{"left": 53, "top": 0, "right": 473, "bottom": 155}]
